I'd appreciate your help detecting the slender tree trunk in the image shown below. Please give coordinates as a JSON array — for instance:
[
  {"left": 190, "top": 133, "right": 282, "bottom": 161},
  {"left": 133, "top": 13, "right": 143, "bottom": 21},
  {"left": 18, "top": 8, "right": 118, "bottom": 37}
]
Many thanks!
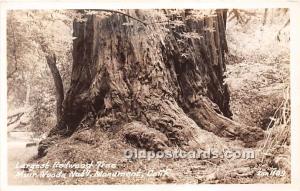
[
  {"left": 25, "top": 83, "right": 31, "bottom": 106},
  {"left": 263, "top": 9, "right": 268, "bottom": 25},
  {"left": 40, "top": 44, "right": 64, "bottom": 123},
  {"left": 7, "top": 18, "right": 18, "bottom": 79}
]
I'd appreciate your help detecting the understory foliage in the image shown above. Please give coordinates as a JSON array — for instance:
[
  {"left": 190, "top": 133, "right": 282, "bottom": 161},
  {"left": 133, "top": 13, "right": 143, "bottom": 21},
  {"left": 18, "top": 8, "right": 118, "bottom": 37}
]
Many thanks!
[
  {"left": 7, "top": 10, "right": 74, "bottom": 134},
  {"left": 225, "top": 8, "right": 289, "bottom": 129},
  {"left": 225, "top": 8, "right": 290, "bottom": 183}
]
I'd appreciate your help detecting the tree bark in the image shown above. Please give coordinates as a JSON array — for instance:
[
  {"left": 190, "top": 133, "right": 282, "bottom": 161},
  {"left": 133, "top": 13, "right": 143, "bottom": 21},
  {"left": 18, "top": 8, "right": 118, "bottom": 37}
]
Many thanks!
[
  {"left": 263, "top": 9, "right": 268, "bottom": 25},
  {"left": 40, "top": 44, "right": 64, "bottom": 123},
  {"left": 39, "top": 10, "right": 264, "bottom": 157},
  {"left": 7, "top": 18, "right": 19, "bottom": 79}
]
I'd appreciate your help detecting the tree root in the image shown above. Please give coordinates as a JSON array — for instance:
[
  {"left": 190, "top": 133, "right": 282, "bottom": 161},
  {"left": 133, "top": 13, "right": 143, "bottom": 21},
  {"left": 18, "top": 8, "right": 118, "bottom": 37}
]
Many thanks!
[{"left": 189, "top": 96, "right": 264, "bottom": 147}]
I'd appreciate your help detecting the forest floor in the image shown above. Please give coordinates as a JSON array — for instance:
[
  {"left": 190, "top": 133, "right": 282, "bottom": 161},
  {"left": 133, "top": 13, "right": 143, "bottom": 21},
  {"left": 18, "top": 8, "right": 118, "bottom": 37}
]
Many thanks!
[{"left": 8, "top": 11, "right": 291, "bottom": 185}]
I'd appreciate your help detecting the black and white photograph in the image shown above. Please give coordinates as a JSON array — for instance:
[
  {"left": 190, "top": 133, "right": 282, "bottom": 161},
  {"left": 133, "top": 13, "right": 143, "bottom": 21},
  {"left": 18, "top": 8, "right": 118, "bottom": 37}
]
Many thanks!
[{"left": 1, "top": 1, "right": 300, "bottom": 190}]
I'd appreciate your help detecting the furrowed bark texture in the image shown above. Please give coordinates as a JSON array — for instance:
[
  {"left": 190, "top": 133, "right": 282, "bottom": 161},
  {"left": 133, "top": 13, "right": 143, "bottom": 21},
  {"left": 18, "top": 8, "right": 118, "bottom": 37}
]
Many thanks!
[
  {"left": 39, "top": 10, "right": 263, "bottom": 157},
  {"left": 40, "top": 43, "right": 64, "bottom": 124}
]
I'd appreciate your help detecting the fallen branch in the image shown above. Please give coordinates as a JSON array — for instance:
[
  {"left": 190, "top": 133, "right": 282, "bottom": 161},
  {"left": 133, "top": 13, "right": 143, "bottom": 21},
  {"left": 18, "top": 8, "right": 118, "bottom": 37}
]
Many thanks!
[{"left": 7, "top": 107, "right": 32, "bottom": 131}]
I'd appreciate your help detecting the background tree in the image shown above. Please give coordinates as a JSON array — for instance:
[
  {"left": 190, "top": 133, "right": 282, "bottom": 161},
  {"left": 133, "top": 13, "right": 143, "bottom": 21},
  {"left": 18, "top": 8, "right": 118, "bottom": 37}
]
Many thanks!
[{"left": 7, "top": 10, "right": 74, "bottom": 134}]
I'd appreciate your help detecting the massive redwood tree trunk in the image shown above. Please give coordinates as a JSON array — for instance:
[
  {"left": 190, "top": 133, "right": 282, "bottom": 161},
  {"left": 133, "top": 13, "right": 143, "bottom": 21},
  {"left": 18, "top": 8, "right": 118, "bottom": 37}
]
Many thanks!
[{"left": 39, "top": 9, "right": 264, "bottom": 157}]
